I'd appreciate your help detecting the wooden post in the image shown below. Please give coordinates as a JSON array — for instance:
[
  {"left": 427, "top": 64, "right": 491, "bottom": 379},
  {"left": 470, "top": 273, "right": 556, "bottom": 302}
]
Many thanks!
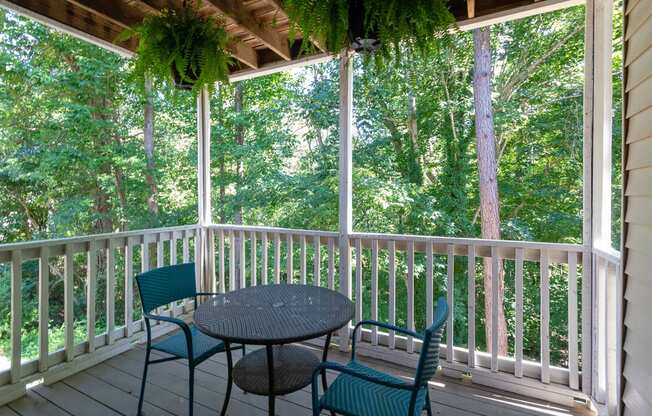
[
  {"left": 197, "top": 86, "right": 212, "bottom": 293},
  {"left": 338, "top": 50, "right": 353, "bottom": 351}
]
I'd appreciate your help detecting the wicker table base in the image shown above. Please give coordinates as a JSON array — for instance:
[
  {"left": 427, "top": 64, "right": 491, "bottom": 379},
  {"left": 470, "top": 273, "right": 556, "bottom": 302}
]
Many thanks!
[{"left": 233, "top": 345, "right": 320, "bottom": 396}]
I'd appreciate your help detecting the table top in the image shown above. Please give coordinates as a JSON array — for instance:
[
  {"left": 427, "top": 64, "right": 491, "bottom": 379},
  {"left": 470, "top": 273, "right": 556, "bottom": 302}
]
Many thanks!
[{"left": 194, "top": 284, "right": 354, "bottom": 345}]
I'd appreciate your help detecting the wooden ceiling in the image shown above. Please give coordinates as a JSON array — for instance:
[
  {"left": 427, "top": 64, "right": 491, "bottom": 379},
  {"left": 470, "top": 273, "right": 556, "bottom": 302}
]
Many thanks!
[{"left": 0, "top": 0, "right": 582, "bottom": 79}]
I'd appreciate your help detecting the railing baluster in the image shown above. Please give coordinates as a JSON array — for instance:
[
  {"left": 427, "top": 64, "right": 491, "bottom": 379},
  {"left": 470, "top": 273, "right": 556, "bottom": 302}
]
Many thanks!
[
  {"left": 582, "top": 247, "right": 592, "bottom": 394},
  {"left": 156, "top": 234, "right": 164, "bottom": 315},
  {"left": 313, "top": 235, "right": 321, "bottom": 286},
  {"left": 426, "top": 242, "right": 433, "bottom": 328},
  {"left": 239, "top": 230, "right": 246, "bottom": 289},
  {"left": 491, "top": 246, "right": 499, "bottom": 371},
  {"left": 355, "top": 239, "right": 363, "bottom": 329},
  {"left": 300, "top": 235, "right": 307, "bottom": 285},
  {"left": 447, "top": 244, "right": 454, "bottom": 362},
  {"left": 261, "top": 232, "right": 268, "bottom": 285},
  {"left": 182, "top": 230, "right": 190, "bottom": 312},
  {"left": 251, "top": 231, "right": 257, "bottom": 287},
  {"left": 515, "top": 247, "right": 524, "bottom": 378},
  {"left": 287, "top": 233, "right": 293, "bottom": 283},
  {"left": 64, "top": 245, "right": 74, "bottom": 362},
  {"left": 219, "top": 230, "right": 225, "bottom": 292},
  {"left": 229, "top": 231, "right": 236, "bottom": 291},
  {"left": 87, "top": 242, "right": 97, "bottom": 352},
  {"left": 328, "top": 238, "right": 335, "bottom": 290},
  {"left": 371, "top": 239, "right": 378, "bottom": 345},
  {"left": 11, "top": 250, "right": 22, "bottom": 383},
  {"left": 540, "top": 249, "right": 550, "bottom": 384},
  {"left": 124, "top": 240, "right": 134, "bottom": 336},
  {"left": 388, "top": 240, "right": 396, "bottom": 349},
  {"left": 170, "top": 235, "right": 177, "bottom": 265},
  {"left": 467, "top": 245, "right": 476, "bottom": 370},
  {"left": 39, "top": 247, "right": 49, "bottom": 372},
  {"left": 106, "top": 242, "right": 116, "bottom": 344},
  {"left": 274, "top": 233, "right": 281, "bottom": 284},
  {"left": 407, "top": 240, "right": 415, "bottom": 354},
  {"left": 568, "top": 251, "right": 579, "bottom": 390}
]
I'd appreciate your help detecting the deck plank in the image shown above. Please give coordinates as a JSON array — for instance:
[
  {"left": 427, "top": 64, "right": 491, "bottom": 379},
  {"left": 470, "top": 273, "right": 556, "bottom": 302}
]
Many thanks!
[{"left": 5, "top": 329, "right": 593, "bottom": 416}]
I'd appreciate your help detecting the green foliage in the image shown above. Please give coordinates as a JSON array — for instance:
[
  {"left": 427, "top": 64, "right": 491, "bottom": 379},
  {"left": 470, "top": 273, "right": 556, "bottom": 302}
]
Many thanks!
[
  {"left": 117, "top": 4, "right": 231, "bottom": 94},
  {"left": 284, "top": 0, "right": 454, "bottom": 66}
]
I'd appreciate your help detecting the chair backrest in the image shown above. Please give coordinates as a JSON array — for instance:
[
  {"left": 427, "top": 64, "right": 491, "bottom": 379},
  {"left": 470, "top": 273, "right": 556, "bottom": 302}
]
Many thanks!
[
  {"left": 414, "top": 296, "right": 449, "bottom": 387},
  {"left": 136, "top": 263, "right": 196, "bottom": 314}
]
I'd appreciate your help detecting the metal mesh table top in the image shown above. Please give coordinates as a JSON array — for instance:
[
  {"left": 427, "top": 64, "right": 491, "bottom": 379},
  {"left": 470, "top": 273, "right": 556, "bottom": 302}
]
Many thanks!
[{"left": 193, "top": 284, "right": 354, "bottom": 345}]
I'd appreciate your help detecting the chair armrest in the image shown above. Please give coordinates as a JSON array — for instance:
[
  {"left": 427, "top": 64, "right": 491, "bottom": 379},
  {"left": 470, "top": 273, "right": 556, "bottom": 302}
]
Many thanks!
[
  {"left": 144, "top": 314, "right": 193, "bottom": 356},
  {"left": 195, "top": 292, "right": 222, "bottom": 297},
  {"left": 352, "top": 320, "right": 421, "bottom": 359},
  {"left": 312, "top": 361, "right": 412, "bottom": 392}
]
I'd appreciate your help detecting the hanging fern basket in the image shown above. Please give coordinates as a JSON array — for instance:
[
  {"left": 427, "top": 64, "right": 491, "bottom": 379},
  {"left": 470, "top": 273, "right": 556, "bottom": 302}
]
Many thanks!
[
  {"left": 348, "top": 0, "right": 381, "bottom": 53},
  {"left": 171, "top": 64, "right": 198, "bottom": 91}
]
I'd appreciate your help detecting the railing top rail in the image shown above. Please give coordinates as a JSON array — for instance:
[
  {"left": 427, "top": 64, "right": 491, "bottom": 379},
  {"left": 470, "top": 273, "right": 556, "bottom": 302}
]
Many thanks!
[
  {"left": 592, "top": 244, "right": 621, "bottom": 264},
  {"left": 350, "top": 231, "right": 586, "bottom": 252},
  {"left": 0, "top": 224, "right": 199, "bottom": 253},
  {"left": 208, "top": 223, "right": 339, "bottom": 238}
]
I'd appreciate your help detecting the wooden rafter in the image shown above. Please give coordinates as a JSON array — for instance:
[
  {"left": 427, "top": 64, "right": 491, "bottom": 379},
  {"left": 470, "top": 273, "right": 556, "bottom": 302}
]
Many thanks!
[
  {"left": 262, "top": 0, "right": 327, "bottom": 53},
  {"left": 204, "top": 0, "right": 291, "bottom": 61},
  {"left": 467, "top": 0, "right": 476, "bottom": 18}
]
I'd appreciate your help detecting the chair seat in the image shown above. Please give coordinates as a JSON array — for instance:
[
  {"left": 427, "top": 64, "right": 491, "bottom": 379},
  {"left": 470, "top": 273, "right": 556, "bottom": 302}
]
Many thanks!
[
  {"left": 151, "top": 324, "right": 225, "bottom": 362},
  {"left": 320, "top": 361, "right": 428, "bottom": 416}
]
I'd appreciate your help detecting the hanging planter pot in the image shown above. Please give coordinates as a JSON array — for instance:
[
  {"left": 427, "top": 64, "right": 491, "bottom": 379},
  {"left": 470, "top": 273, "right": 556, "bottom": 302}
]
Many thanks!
[
  {"left": 116, "top": 4, "right": 232, "bottom": 94},
  {"left": 347, "top": 0, "right": 381, "bottom": 53}
]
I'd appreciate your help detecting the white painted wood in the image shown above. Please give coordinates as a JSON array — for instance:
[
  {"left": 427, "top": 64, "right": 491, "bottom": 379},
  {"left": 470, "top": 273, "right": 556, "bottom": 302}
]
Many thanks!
[
  {"left": 219, "top": 230, "right": 225, "bottom": 292},
  {"left": 182, "top": 230, "right": 190, "bottom": 263},
  {"left": 10, "top": 251, "right": 22, "bottom": 383},
  {"left": 64, "top": 245, "right": 74, "bottom": 362},
  {"left": 540, "top": 249, "right": 551, "bottom": 384},
  {"left": 207, "top": 229, "right": 216, "bottom": 293},
  {"left": 239, "top": 230, "right": 245, "bottom": 289},
  {"left": 568, "top": 252, "right": 579, "bottom": 390},
  {"left": 228, "top": 231, "right": 236, "bottom": 290},
  {"left": 314, "top": 235, "right": 321, "bottom": 286},
  {"left": 106, "top": 243, "right": 116, "bottom": 345},
  {"left": 407, "top": 241, "right": 415, "bottom": 354},
  {"left": 170, "top": 236, "right": 177, "bottom": 266},
  {"left": 371, "top": 239, "right": 379, "bottom": 345},
  {"left": 328, "top": 238, "right": 335, "bottom": 290},
  {"left": 124, "top": 241, "right": 134, "bottom": 336},
  {"left": 274, "top": 233, "right": 281, "bottom": 284},
  {"left": 38, "top": 247, "right": 49, "bottom": 373},
  {"left": 261, "top": 232, "right": 268, "bottom": 285},
  {"left": 389, "top": 240, "right": 396, "bottom": 350},
  {"left": 355, "top": 239, "right": 363, "bottom": 327},
  {"left": 87, "top": 242, "right": 97, "bottom": 353},
  {"left": 338, "top": 50, "right": 353, "bottom": 352},
  {"left": 197, "top": 86, "right": 212, "bottom": 227},
  {"left": 582, "top": 246, "right": 593, "bottom": 395},
  {"left": 300, "top": 235, "right": 307, "bottom": 284},
  {"left": 448, "top": 244, "right": 455, "bottom": 363},
  {"left": 426, "top": 242, "right": 434, "bottom": 328},
  {"left": 491, "top": 247, "right": 499, "bottom": 372},
  {"left": 468, "top": 245, "right": 476, "bottom": 370},
  {"left": 251, "top": 231, "right": 257, "bottom": 287},
  {"left": 156, "top": 235, "right": 164, "bottom": 269},
  {"left": 286, "top": 233, "right": 293, "bottom": 283},
  {"left": 515, "top": 247, "right": 524, "bottom": 378}
]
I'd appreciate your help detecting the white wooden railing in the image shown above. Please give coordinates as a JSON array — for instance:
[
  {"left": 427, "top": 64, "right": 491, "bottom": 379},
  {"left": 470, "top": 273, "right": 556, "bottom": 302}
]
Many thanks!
[
  {"left": 0, "top": 223, "right": 621, "bottom": 408},
  {"left": 0, "top": 225, "right": 200, "bottom": 404},
  {"left": 203, "top": 224, "right": 604, "bottom": 406}
]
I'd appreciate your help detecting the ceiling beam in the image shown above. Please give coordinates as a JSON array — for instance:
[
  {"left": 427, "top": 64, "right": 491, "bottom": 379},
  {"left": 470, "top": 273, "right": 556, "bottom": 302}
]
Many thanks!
[
  {"left": 0, "top": 0, "right": 136, "bottom": 55},
  {"left": 67, "top": 0, "right": 143, "bottom": 28},
  {"left": 204, "top": 0, "right": 291, "bottom": 61},
  {"left": 467, "top": 0, "right": 476, "bottom": 18},
  {"left": 128, "top": 0, "right": 259, "bottom": 69}
]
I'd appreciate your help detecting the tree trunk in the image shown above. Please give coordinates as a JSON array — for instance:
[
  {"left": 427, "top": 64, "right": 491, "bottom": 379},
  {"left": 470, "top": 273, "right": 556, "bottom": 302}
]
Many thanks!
[
  {"left": 143, "top": 77, "right": 159, "bottom": 223},
  {"left": 472, "top": 27, "right": 508, "bottom": 356},
  {"left": 233, "top": 83, "right": 244, "bottom": 288}
]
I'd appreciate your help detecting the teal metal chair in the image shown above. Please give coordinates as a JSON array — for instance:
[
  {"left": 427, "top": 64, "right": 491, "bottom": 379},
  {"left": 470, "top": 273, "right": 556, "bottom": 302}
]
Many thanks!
[
  {"left": 135, "top": 263, "right": 244, "bottom": 416},
  {"left": 312, "top": 296, "right": 449, "bottom": 416}
]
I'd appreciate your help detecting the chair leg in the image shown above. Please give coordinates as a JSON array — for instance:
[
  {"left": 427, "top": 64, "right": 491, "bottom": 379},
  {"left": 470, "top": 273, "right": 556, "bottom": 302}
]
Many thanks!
[
  {"left": 424, "top": 389, "right": 433, "bottom": 416},
  {"left": 189, "top": 364, "right": 195, "bottom": 416},
  {"left": 137, "top": 348, "right": 150, "bottom": 416},
  {"left": 220, "top": 344, "right": 233, "bottom": 416}
]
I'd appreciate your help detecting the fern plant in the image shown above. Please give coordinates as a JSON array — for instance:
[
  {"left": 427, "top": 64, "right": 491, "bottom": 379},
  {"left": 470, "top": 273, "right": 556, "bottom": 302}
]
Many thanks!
[
  {"left": 284, "top": 0, "right": 455, "bottom": 66},
  {"left": 117, "top": 4, "right": 231, "bottom": 93}
]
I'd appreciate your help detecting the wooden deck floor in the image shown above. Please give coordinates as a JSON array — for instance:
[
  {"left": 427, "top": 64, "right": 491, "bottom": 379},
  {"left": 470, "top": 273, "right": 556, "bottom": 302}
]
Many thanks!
[{"left": 1, "top": 333, "right": 594, "bottom": 416}]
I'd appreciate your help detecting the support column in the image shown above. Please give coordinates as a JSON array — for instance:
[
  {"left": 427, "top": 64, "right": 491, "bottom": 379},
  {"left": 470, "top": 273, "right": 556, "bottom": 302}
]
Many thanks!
[
  {"left": 197, "top": 86, "right": 214, "bottom": 293},
  {"left": 338, "top": 50, "right": 353, "bottom": 351}
]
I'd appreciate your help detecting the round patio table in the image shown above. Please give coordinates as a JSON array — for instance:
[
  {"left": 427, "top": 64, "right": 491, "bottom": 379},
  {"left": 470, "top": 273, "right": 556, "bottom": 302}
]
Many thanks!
[{"left": 194, "top": 284, "right": 354, "bottom": 416}]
